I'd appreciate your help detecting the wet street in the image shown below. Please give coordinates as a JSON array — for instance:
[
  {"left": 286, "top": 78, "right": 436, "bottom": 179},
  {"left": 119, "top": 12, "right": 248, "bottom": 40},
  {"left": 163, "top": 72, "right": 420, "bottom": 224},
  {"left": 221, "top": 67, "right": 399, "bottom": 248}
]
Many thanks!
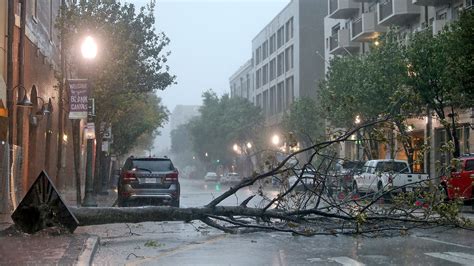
[{"left": 74, "top": 178, "right": 474, "bottom": 265}]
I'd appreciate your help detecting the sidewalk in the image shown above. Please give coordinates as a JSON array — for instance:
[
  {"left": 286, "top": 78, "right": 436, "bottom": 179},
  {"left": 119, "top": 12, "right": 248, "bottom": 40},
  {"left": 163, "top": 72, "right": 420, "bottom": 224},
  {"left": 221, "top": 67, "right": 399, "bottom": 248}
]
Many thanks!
[{"left": 0, "top": 189, "right": 117, "bottom": 265}]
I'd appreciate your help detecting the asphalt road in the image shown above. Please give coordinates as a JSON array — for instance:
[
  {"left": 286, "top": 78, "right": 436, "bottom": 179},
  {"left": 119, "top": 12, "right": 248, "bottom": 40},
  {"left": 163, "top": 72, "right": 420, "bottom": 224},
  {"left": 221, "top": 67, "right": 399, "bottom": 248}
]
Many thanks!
[{"left": 79, "top": 178, "right": 474, "bottom": 265}]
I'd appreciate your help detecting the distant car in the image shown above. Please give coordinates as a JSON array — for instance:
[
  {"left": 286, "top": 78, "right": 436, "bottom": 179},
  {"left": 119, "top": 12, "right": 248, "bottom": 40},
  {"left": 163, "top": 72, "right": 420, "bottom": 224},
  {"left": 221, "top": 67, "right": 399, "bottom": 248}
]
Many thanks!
[
  {"left": 221, "top": 172, "right": 241, "bottom": 184},
  {"left": 204, "top": 172, "right": 220, "bottom": 182},
  {"left": 117, "top": 156, "right": 180, "bottom": 207},
  {"left": 288, "top": 170, "right": 319, "bottom": 192}
]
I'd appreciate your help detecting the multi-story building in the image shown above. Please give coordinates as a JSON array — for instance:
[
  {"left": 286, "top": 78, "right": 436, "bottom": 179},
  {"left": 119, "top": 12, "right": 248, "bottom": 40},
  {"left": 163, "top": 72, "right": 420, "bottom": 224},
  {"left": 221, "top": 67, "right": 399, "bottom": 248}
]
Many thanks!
[
  {"left": 170, "top": 105, "right": 201, "bottom": 132},
  {"left": 229, "top": 59, "right": 253, "bottom": 101},
  {"left": 324, "top": 0, "right": 474, "bottom": 175},
  {"left": 0, "top": 1, "right": 77, "bottom": 212},
  {"left": 230, "top": 0, "right": 328, "bottom": 126}
]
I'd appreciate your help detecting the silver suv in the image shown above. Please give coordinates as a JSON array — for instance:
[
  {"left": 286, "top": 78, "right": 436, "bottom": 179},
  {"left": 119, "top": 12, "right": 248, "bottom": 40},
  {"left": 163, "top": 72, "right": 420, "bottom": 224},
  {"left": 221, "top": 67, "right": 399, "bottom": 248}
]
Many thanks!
[{"left": 117, "top": 156, "right": 180, "bottom": 207}]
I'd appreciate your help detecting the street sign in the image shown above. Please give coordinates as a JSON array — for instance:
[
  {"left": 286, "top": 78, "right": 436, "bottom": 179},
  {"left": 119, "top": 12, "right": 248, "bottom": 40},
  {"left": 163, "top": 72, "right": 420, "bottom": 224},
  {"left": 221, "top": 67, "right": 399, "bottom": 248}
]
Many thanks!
[
  {"left": 11, "top": 170, "right": 79, "bottom": 234},
  {"left": 68, "top": 79, "right": 89, "bottom": 119}
]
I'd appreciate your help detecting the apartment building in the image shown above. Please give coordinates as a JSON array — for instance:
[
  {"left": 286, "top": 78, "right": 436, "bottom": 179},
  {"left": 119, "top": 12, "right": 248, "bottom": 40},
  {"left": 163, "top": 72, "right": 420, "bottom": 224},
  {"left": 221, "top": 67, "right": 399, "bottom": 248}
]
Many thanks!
[
  {"left": 230, "top": 0, "right": 328, "bottom": 126},
  {"left": 229, "top": 59, "right": 253, "bottom": 101},
  {"left": 324, "top": 0, "right": 474, "bottom": 175}
]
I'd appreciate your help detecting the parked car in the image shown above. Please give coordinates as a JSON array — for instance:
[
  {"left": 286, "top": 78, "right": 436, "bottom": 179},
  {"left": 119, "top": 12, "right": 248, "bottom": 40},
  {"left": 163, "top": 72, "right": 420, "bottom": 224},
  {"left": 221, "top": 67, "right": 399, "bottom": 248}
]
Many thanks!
[
  {"left": 352, "top": 159, "right": 430, "bottom": 195},
  {"left": 221, "top": 172, "right": 241, "bottom": 184},
  {"left": 332, "top": 160, "right": 365, "bottom": 191},
  {"left": 204, "top": 172, "right": 220, "bottom": 182},
  {"left": 440, "top": 155, "right": 474, "bottom": 202},
  {"left": 117, "top": 156, "right": 180, "bottom": 207},
  {"left": 288, "top": 170, "right": 320, "bottom": 192}
]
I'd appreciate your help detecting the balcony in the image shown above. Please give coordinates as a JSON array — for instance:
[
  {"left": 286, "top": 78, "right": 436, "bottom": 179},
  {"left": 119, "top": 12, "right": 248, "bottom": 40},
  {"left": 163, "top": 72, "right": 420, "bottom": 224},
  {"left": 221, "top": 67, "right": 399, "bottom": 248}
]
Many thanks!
[
  {"left": 412, "top": 0, "right": 455, "bottom": 6},
  {"left": 378, "top": 0, "right": 420, "bottom": 26},
  {"left": 328, "top": 0, "right": 359, "bottom": 19},
  {"left": 351, "top": 12, "right": 387, "bottom": 42},
  {"left": 329, "top": 28, "right": 360, "bottom": 55},
  {"left": 432, "top": 19, "right": 447, "bottom": 35}
]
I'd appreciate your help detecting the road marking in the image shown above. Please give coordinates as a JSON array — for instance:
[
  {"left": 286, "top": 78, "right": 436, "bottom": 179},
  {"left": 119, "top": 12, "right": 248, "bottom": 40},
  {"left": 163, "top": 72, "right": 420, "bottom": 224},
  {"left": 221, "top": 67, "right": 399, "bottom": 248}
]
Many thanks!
[
  {"left": 412, "top": 235, "right": 474, "bottom": 249},
  {"left": 425, "top": 252, "right": 474, "bottom": 265},
  {"left": 328, "top": 256, "right": 366, "bottom": 266}
]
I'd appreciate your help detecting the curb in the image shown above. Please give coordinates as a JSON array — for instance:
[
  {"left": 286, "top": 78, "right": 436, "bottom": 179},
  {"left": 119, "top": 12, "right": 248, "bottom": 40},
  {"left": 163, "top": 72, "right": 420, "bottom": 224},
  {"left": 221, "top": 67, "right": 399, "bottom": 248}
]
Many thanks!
[{"left": 76, "top": 235, "right": 99, "bottom": 266}]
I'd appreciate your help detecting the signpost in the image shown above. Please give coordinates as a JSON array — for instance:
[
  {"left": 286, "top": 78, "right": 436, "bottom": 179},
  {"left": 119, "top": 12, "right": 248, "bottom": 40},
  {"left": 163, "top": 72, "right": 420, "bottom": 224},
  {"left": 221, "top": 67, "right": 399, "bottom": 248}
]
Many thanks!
[{"left": 67, "top": 79, "right": 89, "bottom": 119}]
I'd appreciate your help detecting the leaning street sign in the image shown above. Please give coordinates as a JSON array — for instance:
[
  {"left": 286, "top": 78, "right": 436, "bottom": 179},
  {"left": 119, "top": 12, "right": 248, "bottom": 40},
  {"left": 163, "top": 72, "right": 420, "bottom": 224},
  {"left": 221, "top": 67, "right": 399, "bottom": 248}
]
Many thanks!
[
  {"left": 11, "top": 170, "right": 79, "bottom": 234},
  {"left": 68, "top": 79, "right": 89, "bottom": 119}
]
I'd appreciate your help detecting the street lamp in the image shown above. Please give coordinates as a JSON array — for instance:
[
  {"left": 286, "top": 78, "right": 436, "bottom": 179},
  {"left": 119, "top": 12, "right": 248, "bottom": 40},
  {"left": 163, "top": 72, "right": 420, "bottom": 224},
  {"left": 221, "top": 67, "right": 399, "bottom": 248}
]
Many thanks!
[
  {"left": 272, "top": 134, "right": 280, "bottom": 146},
  {"left": 246, "top": 142, "right": 252, "bottom": 149},
  {"left": 81, "top": 35, "right": 98, "bottom": 207},
  {"left": 355, "top": 115, "right": 361, "bottom": 161}
]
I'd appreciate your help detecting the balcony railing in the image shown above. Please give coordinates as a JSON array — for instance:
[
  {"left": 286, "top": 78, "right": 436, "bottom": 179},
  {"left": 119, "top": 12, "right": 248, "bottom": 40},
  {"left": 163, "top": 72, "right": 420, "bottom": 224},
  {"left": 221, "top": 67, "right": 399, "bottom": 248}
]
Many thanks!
[
  {"left": 351, "top": 17, "right": 362, "bottom": 38},
  {"left": 329, "top": 0, "right": 339, "bottom": 15},
  {"left": 351, "top": 12, "right": 386, "bottom": 42},
  {"left": 329, "top": 0, "right": 359, "bottom": 19},
  {"left": 379, "top": 0, "right": 393, "bottom": 22},
  {"left": 329, "top": 29, "right": 360, "bottom": 55},
  {"left": 378, "top": 0, "right": 420, "bottom": 26}
]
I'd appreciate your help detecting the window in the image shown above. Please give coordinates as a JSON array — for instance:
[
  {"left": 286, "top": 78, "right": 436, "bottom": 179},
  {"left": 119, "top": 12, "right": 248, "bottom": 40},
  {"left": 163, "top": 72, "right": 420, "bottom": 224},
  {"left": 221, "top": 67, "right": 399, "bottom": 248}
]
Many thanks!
[
  {"left": 246, "top": 74, "right": 250, "bottom": 95},
  {"left": 465, "top": 160, "right": 474, "bottom": 171},
  {"left": 262, "top": 41, "right": 269, "bottom": 60},
  {"left": 269, "top": 58, "right": 276, "bottom": 81},
  {"left": 256, "top": 93, "right": 262, "bottom": 108},
  {"left": 285, "top": 45, "right": 294, "bottom": 72},
  {"left": 256, "top": 68, "right": 261, "bottom": 88},
  {"left": 277, "top": 82, "right": 284, "bottom": 113},
  {"left": 263, "top": 90, "right": 269, "bottom": 115},
  {"left": 270, "top": 86, "right": 276, "bottom": 115},
  {"left": 277, "top": 26, "right": 284, "bottom": 49},
  {"left": 256, "top": 46, "right": 262, "bottom": 65},
  {"left": 270, "top": 34, "right": 276, "bottom": 54},
  {"left": 285, "top": 17, "right": 293, "bottom": 42},
  {"left": 277, "top": 52, "right": 284, "bottom": 77},
  {"left": 262, "top": 64, "right": 268, "bottom": 85},
  {"left": 285, "top": 76, "right": 294, "bottom": 108}
]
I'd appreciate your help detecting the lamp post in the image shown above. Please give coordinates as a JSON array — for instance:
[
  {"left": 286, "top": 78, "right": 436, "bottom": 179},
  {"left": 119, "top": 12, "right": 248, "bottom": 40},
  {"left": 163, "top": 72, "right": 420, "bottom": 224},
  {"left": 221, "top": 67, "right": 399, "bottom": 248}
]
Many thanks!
[
  {"left": 355, "top": 115, "right": 361, "bottom": 160},
  {"left": 81, "top": 35, "right": 98, "bottom": 207}
]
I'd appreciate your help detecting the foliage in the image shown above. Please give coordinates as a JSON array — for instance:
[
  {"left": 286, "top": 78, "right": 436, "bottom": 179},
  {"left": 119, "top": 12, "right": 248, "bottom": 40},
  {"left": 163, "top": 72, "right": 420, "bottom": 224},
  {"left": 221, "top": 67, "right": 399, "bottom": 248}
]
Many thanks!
[
  {"left": 282, "top": 98, "right": 325, "bottom": 145},
  {"left": 58, "top": 0, "right": 175, "bottom": 152},
  {"left": 319, "top": 31, "right": 422, "bottom": 161},
  {"left": 171, "top": 124, "right": 193, "bottom": 155},
  {"left": 406, "top": 9, "right": 474, "bottom": 158},
  {"left": 111, "top": 93, "right": 168, "bottom": 156},
  {"left": 187, "top": 90, "right": 264, "bottom": 166}
]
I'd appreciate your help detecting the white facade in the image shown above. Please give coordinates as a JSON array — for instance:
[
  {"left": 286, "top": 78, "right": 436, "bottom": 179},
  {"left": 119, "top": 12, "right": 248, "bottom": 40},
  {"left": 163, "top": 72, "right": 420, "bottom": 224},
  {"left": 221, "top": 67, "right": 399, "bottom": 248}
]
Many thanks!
[
  {"left": 229, "top": 59, "right": 253, "bottom": 102},
  {"left": 230, "top": 0, "right": 328, "bottom": 126}
]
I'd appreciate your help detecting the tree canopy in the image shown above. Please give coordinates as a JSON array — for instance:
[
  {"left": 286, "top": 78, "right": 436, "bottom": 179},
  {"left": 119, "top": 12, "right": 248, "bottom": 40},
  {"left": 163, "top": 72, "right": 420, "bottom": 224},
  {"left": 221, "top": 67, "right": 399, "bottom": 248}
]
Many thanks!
[
  {"left": 59, "top": 0, "right": 175, "bottom": 154},
  {"left": 187, "top": 91, "right": 264, "bottom": 166}
]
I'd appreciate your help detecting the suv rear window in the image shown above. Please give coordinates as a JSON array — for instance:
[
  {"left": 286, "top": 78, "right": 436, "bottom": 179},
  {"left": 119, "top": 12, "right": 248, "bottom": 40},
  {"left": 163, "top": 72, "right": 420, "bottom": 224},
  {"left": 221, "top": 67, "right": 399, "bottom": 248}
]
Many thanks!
[{"left": 132, "top": 159, "right": 174, "bottom": 172}]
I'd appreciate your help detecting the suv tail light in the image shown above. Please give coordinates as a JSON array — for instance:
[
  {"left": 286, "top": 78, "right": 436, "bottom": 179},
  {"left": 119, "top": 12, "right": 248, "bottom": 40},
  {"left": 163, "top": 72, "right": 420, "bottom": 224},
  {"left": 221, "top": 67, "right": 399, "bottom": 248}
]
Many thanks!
[
  {"left": 122, "top": 171, "right": 138, "bottom": 183},
  {"left": 164, "top": 171, "right": 179, "bottom": 182}
]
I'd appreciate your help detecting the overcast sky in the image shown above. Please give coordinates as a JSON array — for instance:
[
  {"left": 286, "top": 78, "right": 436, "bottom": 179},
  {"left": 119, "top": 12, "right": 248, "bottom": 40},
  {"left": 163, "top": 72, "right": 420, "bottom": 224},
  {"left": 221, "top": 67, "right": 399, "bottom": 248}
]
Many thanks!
[{"left": 131, "top": 0, "right": 291, "bottom": 151}]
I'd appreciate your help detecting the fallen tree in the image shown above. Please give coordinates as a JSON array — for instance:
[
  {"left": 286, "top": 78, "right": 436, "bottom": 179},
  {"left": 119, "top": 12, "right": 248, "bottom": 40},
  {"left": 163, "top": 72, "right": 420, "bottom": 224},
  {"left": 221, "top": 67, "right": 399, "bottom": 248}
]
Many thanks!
[{"left": 10, "top": 117, "right": 473, "bottom": 236}]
